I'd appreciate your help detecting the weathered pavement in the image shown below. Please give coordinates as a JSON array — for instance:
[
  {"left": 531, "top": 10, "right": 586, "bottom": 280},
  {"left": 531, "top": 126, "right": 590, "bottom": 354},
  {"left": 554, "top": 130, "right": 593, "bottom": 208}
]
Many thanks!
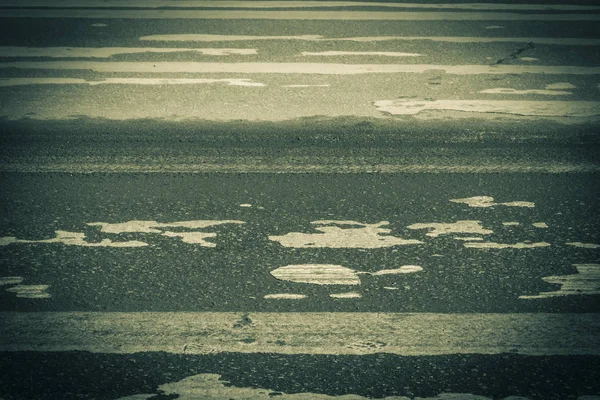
[{"left": 0, "top": 1, "right": 599, "bottom": 399}]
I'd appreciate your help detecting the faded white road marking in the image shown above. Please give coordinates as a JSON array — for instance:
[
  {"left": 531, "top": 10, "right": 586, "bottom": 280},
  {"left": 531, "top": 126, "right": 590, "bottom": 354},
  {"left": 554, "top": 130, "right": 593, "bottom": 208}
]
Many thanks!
[
  {"left": 375, "top": 99, "right": 600, "bottom": 117},
  {"left": 383, "top": 286, "right": 399, "bottom": 290},
  {"left": 450, "top": 196, "right": 535, "bottom": 208},
  {"left": 5, "top": 285, "right": 50, "bottom": 298},
  {"left": 546, "top": 82, "right": 577, "bottom": 90},
  {"left": 519, "top": 57, "right": 539, "bottom": 62},
  {"left": 2, "top": 62, "right": 600, "bottom": 75},
  {"left": 330, "top": 292, "right": 361, "bottom": 299},
  {"left": 91, "top": 23, "right": 107, "bottom": 27},
  {"left": 454, "top": 237, "right": 484, "bottom": 241},
  {"left": 479, "top": 88, "right": 571, "bottom": 96},
  {"left": 239, "top": 203, "right": 252, "bottom": 207},
  {"left": 0, "top": 277, "right": 24, "bottom": 286},
  {"left": 7, "top": 1, "right": 600, "bottom": 11},
  {"left": 282, "top": 84, "right": 330, "bottom": 87},
  {"left": 88, "top": 220, "right": 244, "bottom": 233},
  {"left": 0, "top": 47, "right": 257, "bottom": 58},
  {"left": 264, "top": 293, "right": 307, "bottom": 299},
  {"left": 301, "top": 51, "right": 422, "bottom": 57},
  {"left": 485, "top": 25, "right": 505, "bottom": 29},
  {"left": 407, "top": 220, "right": 492, "bottom": 238},
  {"left": 270, "top": 264, "right": 423, "bottom": 285},
  {"left": 566, "top": 242, "right": 600, "bottom": 249},
  {"left": 0, "top": 231, "right": 147, "bottom": 247},
  {"left": 140, "top": 34, "right": 600, "bottom": 46},
  {"left": 532, "top": 222, "right": 549, "bottom": 228},
  {"left": 503, "top": 222, "right": 521, "bottom": 226},
  {"left": 269, "top": 221, "right": 421, "bottom": 248},
  {"left": 370, "top": 266, "right": 423, "bottom": 275},
  {"left": 520, "top": 264, "right": 600, "bottom": 299},
  {"left": 0, "top": 78, "right": 265, "bottom": 87},
  {"left": 115, "top": 373, "right": 539, "bottom": 400},
  {"left": 1, "top": 312, "right": 597, "bottom": 355},
  {"left": 464, "top": 242, "right": 551, "bottom": 249},
  {"left": 4, "top": 10, "right": 599, "bottom": 20}
]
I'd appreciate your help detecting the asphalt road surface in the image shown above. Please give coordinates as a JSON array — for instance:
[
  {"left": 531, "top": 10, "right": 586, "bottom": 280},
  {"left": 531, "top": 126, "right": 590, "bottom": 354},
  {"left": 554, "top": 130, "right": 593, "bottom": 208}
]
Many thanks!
[{"left": 0, "top": 1, "right": 599, "bottom": 399}]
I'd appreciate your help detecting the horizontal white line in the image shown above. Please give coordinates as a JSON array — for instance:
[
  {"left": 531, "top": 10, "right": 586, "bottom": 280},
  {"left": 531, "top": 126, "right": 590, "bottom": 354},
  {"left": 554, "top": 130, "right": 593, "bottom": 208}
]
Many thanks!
[
  {"left": 374, "top": 99, "right": 600, "bottom": 117},
  {"left": 0, "top": 78, "right": 266, "bottom": 86},
  {"left": 1, "top": 312, "right": 598, "bottom": 355},
  {"left": 2, "top": 62, "right": 599, "bottom": 75},
  {"left": 2, "top": 10, "right": 600, "bottom": 20},
  {"left": 3, "top": 1, "right": 600, "bottom": 11},
  {"left": 301, "top": 51, "right": 423, "bottom": 57},
  {"left": 0, "top": 47, "right": 257, "bottom": 58},
  {"left": 140, "top": 35, "right": 600, "bottom": 46}
]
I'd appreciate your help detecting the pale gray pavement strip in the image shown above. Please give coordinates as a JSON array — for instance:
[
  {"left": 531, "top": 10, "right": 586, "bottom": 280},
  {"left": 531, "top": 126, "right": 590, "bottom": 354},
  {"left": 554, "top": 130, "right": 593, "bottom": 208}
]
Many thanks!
[{"left": 1, "top": 312, "right": 598, "bottom": 356}]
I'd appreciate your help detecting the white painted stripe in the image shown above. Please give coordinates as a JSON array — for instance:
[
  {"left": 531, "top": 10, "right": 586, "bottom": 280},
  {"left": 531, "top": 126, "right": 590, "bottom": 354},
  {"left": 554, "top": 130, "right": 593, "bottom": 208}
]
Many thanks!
[
  {"left": 1, "top": 312, "right": 598, "bottom": 355},
  {"left": 2, "top": 10, "right": 599, "bottom": 20},
  {"left": 301, "top": 51, "right": 423, "bottom": 57},
  {"left": 330, "top": 292, "right": 361, "bottom": 298},
  {"left": 479, "top": 88, "right": 572, "bottom": 96},
  {"left": 0, "top": 47, "right": 257, "bottom": 58},
  {"left": 2, "top": 62, "right": 599, "bottom": 75},
  {"left": 566, "top": 242, "right": 600, "bottom": 249},
  {"left": 264, "top": 294, "right": 307, "bottom": 299},
  {"left": 375, "top": 100, "right": 600, "bottom": 117},
  {"left": 0, "top": 78, "right": 266, "bottom": 87},
  {"left": 464, "top": 242, "right": 551, "bottom": 249},
  {"left": 3, "top": 1, "right": 600, "bottom": 11},
  {"left": 141, "top": 35, "right": 600, "bottom": 46}
]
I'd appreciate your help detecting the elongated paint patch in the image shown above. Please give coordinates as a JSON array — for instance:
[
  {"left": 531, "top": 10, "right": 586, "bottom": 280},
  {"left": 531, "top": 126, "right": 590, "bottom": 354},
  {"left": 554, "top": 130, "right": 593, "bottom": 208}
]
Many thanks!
[
  {"left": 464, "top": 242, "right": 551, "bottom": 249},
  {"left": 269, "top": 220, "right": 421, "bottom": 248},
  {"left": 520, "top": 264, "right": 600, "bottom": 299},
  {"left": 0, "top": 78, "right": 265, "bottom": 87},
  {"left": 2, "top": 62, "right": 599, "bottom": 76},
  {"left": 0, "top": 231, "right": 147, "bottom": 247},
  {"left": 566, "top": 242, "right": 600, "bottom": 249},
  {"left": 5, "top": 285, "right": 50, "bottom": 298},
  {"left": 88, "top": 220, "right": 244, "bottom": 233},
  {"left": 330, "top": 292, "right": 361, "bottom": 299},
  {"left": 270, "top": 264, "right": 361, "bottom": 285},
  {"left": 161, "top": 231, "right": 218, "bottom": 246},
  {"left": 0, "top": 276, "right": 24, "bottom": 286},
  {"left": 407, "top": 220, "right": 492, "bottom": 238},
  {"left": 301, "top": 51, "right": 422, "bottom": 57},
  {"left": 0, "top": 47, "right": 257, "bottom": 58},
  {"left": 369, "top": 266, "right": 423, "bottom": 275},
  {"left": 375, "top": 99, "right": 600, "bottom": 117},
  {"left": 479, "top": 88, "right": 572, "bottom": 96},
  {"left": 450, "top": 196, "right": 534, "bottom": 208},
  {"left": 532, "top": 222, "right": 549, "bottom": 228},
  {"left": 264, "top": 294, "right": 307, "bottom": 299}
]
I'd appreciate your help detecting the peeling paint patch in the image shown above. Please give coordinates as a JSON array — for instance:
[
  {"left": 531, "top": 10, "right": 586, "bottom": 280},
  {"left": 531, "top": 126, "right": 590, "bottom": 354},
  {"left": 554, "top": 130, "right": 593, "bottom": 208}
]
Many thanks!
[
  {"left": 532, "top": 222, "right": 549, "bottom": 228},
  {"left": 264, "top": 294, "right": 307, "bottom": 299},
  {"left": 370, "top": 266, "right": 423, "bottom": 275},
  {"left": 566, "top": 242, "right": 600, "bottom": 249},
  {"left": 6, "top": 284, "right": 50, "bottom": 298},
  {"left": 330, "top": 292, "right": 361, "bottom": 299},
  {"left": 269, "top": 220, "right": 421, "bottom": 248},
  {"left": 162, "top": 231, "right": 217, "bottom": 246},
  {"left": 270, "top": 264, "right": 361, "bottom": 285},
  {"left": 0, "top": 231, "right": 147, "bottom": 247},
  {"left": 407, "top": 220, "right": 492, "bottom": 238},
  {"left": 374, "top": 99, "right": 600, "bottom": 117},
  {"left": 88, "top": 220, "right": 245, "bottom": 234},
  {"left": 0, "top": 276, "right": 24, "bottom": 286},
  {"left": 450, "top": 196, "right": 534, "bottom": 208},
  {"left": 520, "top": 264, "right": 600, "bottom": 299},
  {"left": 503, "top": 222, "right": 521, "bottom": 226},
  {"left": 465, "top": 242, "right": 551, "bottom": 249}
]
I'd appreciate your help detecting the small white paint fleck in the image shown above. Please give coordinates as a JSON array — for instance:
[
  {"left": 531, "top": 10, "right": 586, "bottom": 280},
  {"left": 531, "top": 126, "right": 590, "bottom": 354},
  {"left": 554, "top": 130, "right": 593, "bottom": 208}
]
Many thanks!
[
  {"left": 431, "top": 254, "right": 444, "bottom": 257},
  {"left": 270, "top": 264, "right": 361, "bottom": 285},
  {"left": 0, "top": 276, "right": 24, "bottom": 286},
  {"left": 566, "top": 242, "right": 600, "bottom": 249},
  {"left": 330, "top": 292, "right": 361, "bottom": 299},
  {"left": 383, "top": 287, "right": 399, "bottom": 290},
  {"left": 546, "top": 82, "right": 576, "bottom": 90},
  {"left": 520, "top": 264, "right": 600, "bottom": 299},
  {"left": 407, "top": 220, "right": 492, "bottom": 238},
  {"left": 519, "top": 57, "right": 539, "bottom": 61},
  {"left": 454, "top": 237, "right": 485, "bottom": 241},
  {"left": 264, "top": 294, "right": 307, "bottom": 299},
  {"left": 239, "top": 204, "right": 252, "bottom": 207},
  {"left": 269, "top": 220, "right": 421, "bottom": 248},
  {"left": 6, "top": 284, "right": 50, "bottom": 298},
  {"left": 369, "top": 265, "right": 423, "bottom": 275},
  {"left": 91, "top": 23, "right": 107, "bottom": 27},
  {"left": 503, "top": 222, "right": 521, "bottom": 226},
  {"left": 532, "top": 222, "right": 549, "bottom": 228},
  {"left": 479, "top": 88, "right": 571, "bottom": 95},
  {"left": 465, "top": 242, "right": 551, "bottom": 249},
  {"left": 450, "top": 196, "right": 534, "bottom": 208}
]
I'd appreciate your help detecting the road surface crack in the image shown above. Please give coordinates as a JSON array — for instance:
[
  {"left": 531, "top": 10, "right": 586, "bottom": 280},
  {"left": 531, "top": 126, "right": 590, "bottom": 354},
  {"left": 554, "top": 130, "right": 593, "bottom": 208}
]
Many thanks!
[{"left": 491, "top": 42, "right": 535, "bottom": 65}]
